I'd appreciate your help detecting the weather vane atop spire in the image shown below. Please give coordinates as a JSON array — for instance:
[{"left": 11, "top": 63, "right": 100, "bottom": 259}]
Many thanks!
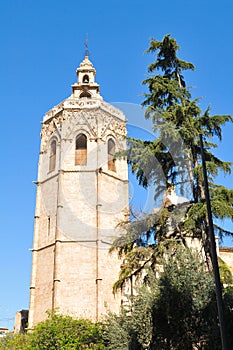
[{"left": 85, "top": 34, "right": 89, "bottom": 57}]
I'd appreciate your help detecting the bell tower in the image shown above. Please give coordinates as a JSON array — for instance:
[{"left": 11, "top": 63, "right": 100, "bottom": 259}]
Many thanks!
[
  {"left": 73, "top": 55, "right": 101, "bottom": 98},
  {"left": 28, "top": 55, "right": 128, "bottom": 327}
]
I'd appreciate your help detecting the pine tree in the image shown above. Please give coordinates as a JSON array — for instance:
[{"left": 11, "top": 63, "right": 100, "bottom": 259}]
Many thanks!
[{"left": 111, "top": 34, "right": 233, "bottom": 290}]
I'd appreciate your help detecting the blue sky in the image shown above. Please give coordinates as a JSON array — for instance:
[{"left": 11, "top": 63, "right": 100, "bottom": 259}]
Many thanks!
[{"left": 0, "top": 0, "right": 233, "bottom": 329}]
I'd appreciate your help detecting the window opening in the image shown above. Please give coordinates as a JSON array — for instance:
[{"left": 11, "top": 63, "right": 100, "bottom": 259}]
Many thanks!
[
  {"left": 75, "top": 134, "right": 87, "bottom": 165},
  {"left": 49, "top": 140, "right": 56, "bottom": 172},
  {"left": 80, "top": 90, "right": 91, "bottom": 98},
  {"left": 108, "top": 138, "right": 116, "bottom": 171},
  {"left": 82, "top": 74, "right": 89, "bottom": 83}
]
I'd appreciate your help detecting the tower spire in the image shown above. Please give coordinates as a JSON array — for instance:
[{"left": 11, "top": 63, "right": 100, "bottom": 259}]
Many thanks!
[{"left": 85, "top": 34, "right": 89, "bottom": 57}]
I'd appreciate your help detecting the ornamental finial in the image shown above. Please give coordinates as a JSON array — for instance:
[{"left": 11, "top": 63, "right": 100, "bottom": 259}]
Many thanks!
[{"left": 85, "top": 34, "right": 89, "bottom": 57}]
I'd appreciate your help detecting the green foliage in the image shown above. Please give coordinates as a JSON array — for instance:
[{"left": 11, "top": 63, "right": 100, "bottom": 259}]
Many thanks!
[
  {"left": 0, "top": 333, "right": 28, "bottom": 350},
  {"left": 0, "top": 313, "right": 105, "bottom": 350},
  {"left": 110, "top": 36, "right": 233, "bottom": 348},
  {"left": 152, "top": 247, "right": 216, "bottom": 349},
  {"left": 105, "top": 246, "right": 233, "bottom": 349},
  {"left": 103, "top": 310, "right": 134, "bottom": 350},
  {"left": 218, "top": 257, "right": 233, "bottom": 285},
  {"left": 112, "top": 34, "right": 233, "bottom": 289},
  {"left": 27, "top": 312, "right": 104, "bottom": 350}
]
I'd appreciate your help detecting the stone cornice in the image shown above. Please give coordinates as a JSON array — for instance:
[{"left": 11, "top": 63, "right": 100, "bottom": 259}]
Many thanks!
[{"left": 42, "top": 98, "right": 125, "bottom": 123}]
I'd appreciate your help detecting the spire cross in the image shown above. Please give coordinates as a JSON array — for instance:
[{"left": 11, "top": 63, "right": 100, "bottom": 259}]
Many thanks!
[{"left": 85, "top": 34, "right": 89, "bottom": 57}]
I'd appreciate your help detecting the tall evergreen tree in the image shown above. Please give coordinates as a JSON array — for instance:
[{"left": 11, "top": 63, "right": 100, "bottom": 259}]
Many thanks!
[{"left": 111, "top": 34, "right": 233, "bottom": 290}]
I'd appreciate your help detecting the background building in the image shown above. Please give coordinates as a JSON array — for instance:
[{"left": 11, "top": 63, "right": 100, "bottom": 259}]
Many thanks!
[{"left": 0, "top": 328, "right": 9, "bottom": 338}]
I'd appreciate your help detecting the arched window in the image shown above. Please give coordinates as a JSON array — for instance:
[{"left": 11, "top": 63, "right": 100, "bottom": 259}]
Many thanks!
[
  {"left": 82, "top": 74, "right": 89, "bottom": 83},
  {"left": 80, "top": 90, "right": 91, "bottom": 98},
  {"left": 108, "top": 138, "right": 116, "bottom": 171},
  {"left": 75, "top": 134, "right": 87, "bottom": 165},
  {"left": 49, "top": 140, "right": 56, "bottom": 172}
]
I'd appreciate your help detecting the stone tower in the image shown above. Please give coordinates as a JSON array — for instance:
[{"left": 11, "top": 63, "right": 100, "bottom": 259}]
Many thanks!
[{"left": 28, "top": 55, "right": 128, "bottom": 327}]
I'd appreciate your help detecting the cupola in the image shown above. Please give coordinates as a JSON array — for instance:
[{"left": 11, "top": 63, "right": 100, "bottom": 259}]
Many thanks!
[{"left": 71, "top": 55, "right": 102, "bottom": 100}]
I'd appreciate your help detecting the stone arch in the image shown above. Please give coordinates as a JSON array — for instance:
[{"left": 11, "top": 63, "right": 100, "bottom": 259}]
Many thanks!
[{"left": 80, "top": 90, "right": 91, "bottom": 98}]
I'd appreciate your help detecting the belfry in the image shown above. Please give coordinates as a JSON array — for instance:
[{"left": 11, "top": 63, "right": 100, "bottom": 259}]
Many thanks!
[{"left": 28, "top": 55, "right": 128, "bottom": 327}]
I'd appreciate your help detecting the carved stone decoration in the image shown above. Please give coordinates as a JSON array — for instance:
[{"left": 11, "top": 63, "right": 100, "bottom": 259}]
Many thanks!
[
  {"left": 40, "top": 122, "right": 57, "bottom": 152},
  {"left": 41, "top": 105, "right": 126, "bottom": 153}
]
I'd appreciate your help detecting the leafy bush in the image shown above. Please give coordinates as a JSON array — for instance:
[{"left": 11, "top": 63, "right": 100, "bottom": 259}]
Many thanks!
[
  {"left": 0, "top": 313, "right": 105, "bottom": 350},
  {"left": 0, "top": 332, "right": 28, "bottom": 350}
]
